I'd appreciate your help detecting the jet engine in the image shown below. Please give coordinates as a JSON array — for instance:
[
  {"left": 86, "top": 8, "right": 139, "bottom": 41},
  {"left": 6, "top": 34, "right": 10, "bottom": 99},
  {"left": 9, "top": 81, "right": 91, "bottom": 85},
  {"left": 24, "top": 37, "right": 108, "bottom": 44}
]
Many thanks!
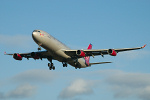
[
  {"left": 31, "top": 52, "right": 40, "bottom": 59},
  {"left": 13, "top": 53, "right": 22, "bottom": 60},
  {"left": 108, "top": 49, "right": 117, "bottom": 56},
  {"left": 76, "top": 50, "right": 86, "bottom": 57}
]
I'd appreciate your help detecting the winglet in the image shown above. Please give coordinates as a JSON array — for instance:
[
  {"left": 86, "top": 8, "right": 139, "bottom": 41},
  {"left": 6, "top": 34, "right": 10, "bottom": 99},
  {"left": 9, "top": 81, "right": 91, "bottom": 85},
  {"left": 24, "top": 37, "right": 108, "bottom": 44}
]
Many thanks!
[{"left": 142, "top": 44, "right": 146, "bottom": 48}]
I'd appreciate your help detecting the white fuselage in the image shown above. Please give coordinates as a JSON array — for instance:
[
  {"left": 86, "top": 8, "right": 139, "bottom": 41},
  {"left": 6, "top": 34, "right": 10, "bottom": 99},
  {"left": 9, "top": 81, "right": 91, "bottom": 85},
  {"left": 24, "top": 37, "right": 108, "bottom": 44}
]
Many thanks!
[{"left": 32, "top": 30, "right": 87, "bottom": 68}]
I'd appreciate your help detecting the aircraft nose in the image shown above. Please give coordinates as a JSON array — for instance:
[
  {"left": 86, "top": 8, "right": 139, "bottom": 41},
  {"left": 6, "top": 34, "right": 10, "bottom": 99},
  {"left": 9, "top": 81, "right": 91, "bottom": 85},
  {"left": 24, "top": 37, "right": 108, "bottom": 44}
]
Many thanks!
[
  {"left": 32, "top": 32, "right": 36, "bottom": 37},
  {"left": 32, "top": 31, "right": 39, "bottom": 41},
  {"left": 32, "top": 31, "right": 39, "bottom": 37}
]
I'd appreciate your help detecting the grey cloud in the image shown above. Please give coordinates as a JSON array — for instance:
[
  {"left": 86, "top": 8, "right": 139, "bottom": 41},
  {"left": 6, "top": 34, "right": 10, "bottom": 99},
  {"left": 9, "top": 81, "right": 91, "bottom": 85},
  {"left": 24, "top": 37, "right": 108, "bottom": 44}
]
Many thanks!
[
  {"left": 12, "top": 69, "right": 57, "bottom": 84},
  {"left": 107, "top": 73, "right": 150, "bottom": 88},
  {"left": 138, "top": 86, "right": 150, "bottom": 100},
  {"left": 58, "top": 70, "right": 150, "bottom": 100},
  {"left": 102, "top": 70, "right": 150, "bottom": 100},
  {"left": 0, "top": 34, "right": 32, "bottom": 48},
  {"left": 0, "top": 69, "right": 57, "bottom": 99},
  {"left": 118, "top": 50, "right": 150, "bottom": 60},
  {"left": 58, "top": 79, "right": 95, "bottom": 99},
  {"left": 0, "top": 83, "right": 36, "bottom": 99},
  {"left": 0, "top": 92, "right": 5, "bottom": 99}
]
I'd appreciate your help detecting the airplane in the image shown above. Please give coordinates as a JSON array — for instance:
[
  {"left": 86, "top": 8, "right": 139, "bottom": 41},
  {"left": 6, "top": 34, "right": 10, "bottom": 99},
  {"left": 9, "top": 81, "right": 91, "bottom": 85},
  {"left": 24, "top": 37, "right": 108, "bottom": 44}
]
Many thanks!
[{"left": 5, "top": 30, "right": 146, "bottom": 70}]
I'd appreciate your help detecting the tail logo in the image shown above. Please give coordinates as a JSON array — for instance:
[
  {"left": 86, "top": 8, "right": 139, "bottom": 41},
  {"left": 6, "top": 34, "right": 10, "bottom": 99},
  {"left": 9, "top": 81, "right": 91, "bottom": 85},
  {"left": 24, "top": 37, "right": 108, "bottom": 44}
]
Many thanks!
[{"left": 85, "top": 44, "right": 92, "bottom": 66}]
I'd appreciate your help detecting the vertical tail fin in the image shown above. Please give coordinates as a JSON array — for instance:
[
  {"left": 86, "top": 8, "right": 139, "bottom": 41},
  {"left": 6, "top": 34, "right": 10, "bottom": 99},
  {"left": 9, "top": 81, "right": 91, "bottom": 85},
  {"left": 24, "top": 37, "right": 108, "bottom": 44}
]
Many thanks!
[{"left": 85, "top": 44, "right": 92, "bottom": 66}]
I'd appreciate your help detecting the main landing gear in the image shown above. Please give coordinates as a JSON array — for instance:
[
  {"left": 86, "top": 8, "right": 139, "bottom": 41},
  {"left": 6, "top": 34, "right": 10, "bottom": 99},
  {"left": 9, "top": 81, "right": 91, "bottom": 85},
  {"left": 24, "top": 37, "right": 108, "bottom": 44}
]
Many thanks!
[
  {"left": 62, "top": 62, "right": 67, "bottom": 67},
  {"left": 47, "top": 57, "right": 55, "bottom": 70},
  {"left": 48, "top": 63, "right": 55, "bottom": 70}
]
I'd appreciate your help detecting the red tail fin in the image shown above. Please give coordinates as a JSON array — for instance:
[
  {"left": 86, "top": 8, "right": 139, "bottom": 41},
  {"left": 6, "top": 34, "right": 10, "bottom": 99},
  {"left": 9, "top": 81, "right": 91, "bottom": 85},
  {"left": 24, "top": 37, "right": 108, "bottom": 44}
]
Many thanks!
[
  {"left": 87, "top": 43, "right": 92, "bottom": 50},
  {"left": 85, "top": 44, "right": 92, "bottom": 66}
]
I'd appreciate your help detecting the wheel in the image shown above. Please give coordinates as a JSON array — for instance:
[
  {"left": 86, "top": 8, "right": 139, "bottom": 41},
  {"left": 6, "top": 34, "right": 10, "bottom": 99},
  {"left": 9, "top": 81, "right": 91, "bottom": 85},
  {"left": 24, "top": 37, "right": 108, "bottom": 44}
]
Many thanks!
[
  {"left": 38, "top": 47, "right": 41, "bottom": 51},
  {"left": 53, "top": 67, "right": 55, "bottom": 70},
  {"left": 63, "top": 62, "right": 67, "bottom": 67},
  {"left": 63, "top": 64, "right": 67, "bottom": 67},
  {"left": 65, "top": 63, "right": 67, "bottom": 67},
  {"left": 49, "top": 67, "right": 52, "bottom": 70},
  {"left": 48, "top": 63, "right": 51, "bottom": 67}
]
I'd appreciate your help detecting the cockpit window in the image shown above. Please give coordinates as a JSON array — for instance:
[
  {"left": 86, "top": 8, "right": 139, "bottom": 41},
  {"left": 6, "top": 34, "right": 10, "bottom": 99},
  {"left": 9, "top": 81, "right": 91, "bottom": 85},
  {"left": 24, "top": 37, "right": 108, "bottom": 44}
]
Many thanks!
[{"left": 33, "top": 30, "right": 40, "bottom": 32}]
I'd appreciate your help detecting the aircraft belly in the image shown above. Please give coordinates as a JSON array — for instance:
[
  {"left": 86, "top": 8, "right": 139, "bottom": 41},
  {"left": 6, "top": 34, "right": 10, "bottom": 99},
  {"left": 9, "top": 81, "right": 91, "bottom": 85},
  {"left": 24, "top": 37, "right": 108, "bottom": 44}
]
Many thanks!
[
  {"left": 53, "top": 50, "right": 70, "bottom": 62},
  {"left": 67, "top": 58, "right": 87, "bottom": 68}
]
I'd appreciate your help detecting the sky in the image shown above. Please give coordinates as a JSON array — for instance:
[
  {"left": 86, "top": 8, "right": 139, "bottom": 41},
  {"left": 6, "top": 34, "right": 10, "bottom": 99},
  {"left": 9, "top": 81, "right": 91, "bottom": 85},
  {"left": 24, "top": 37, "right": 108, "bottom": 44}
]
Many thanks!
[{"left": 0, "top": 0, "right": 150, "bottom": 100}]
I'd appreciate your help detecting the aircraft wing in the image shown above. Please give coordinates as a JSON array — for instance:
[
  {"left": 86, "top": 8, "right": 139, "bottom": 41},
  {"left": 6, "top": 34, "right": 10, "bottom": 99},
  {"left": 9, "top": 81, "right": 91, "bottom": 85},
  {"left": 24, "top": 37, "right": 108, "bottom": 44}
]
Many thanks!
[
  {"left": 64, "top": 44, "right": 146, "bottom": 57},
  {"left": 4, "top": 51, "right": 50, "bottom": 59}
]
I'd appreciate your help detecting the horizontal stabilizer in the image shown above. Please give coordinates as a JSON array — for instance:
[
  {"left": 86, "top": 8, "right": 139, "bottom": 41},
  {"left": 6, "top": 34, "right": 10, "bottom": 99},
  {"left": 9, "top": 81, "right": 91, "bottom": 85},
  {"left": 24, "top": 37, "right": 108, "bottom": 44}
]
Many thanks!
[
  {"left": 89, "top": 62, "right": 112, "bottom": 65},
  {"left": 4, "top": 52, "right": 13, "bottom": 55}
]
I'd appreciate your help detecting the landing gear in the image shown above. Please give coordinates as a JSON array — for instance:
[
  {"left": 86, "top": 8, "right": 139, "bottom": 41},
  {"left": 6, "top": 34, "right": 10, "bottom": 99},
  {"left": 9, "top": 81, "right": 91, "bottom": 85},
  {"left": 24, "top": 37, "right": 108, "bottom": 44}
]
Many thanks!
[
  {"left": 62, "top": 62, "right": 67, "bottom": 67},
  {"left": 48, "top": 63, "right": 55, "bottom": 70},
  {"left": 38, "top": 43, "right": 42, "bottom": 51},
  {"left": 47, "top": 57, "right": 55, "bottom": 70},
  {"left": 73, "top": 58, "right": 79, "bottom": 67},
  {"left": 38, "top": 47, "right": 41, "bottom": 51},
  {"left": 74, "top": 58, "right": 81, "bottom": 69}
]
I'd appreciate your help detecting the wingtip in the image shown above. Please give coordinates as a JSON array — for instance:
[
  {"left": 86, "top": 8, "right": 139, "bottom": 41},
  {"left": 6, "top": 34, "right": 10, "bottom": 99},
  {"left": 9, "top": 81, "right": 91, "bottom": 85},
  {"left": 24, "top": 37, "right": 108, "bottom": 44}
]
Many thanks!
[
  {"left": 4, "top": 52, "right": 6, "bottom": 55},
  {"left": 142, "top": 44, "right": 146, "bottom": 48}
]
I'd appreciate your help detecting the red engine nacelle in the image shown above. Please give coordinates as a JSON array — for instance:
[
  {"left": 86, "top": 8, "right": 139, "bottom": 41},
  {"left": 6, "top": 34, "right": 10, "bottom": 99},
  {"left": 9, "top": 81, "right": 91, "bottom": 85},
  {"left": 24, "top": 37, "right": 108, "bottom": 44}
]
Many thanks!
[
  {"left": 13, "top": 53, "right": 22, "bottom": 60},
  {"left": 108, "top": 49, "right": 117, "bottom": 56},
  {"left": 76, "top": 50, "right": 86, "bottom": 57},
  {"left": 31, "top": 52, "right": 40, "bottom": 59}
]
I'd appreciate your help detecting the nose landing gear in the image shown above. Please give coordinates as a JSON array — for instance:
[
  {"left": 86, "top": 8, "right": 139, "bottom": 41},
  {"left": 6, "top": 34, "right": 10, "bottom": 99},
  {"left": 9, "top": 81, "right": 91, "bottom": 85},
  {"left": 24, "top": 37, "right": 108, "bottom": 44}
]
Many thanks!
[
  {"left": 38, "top": 47, "right": 41, "bottom": 51},
  {"left": 38, "top": 43, "right": 42, "bottom": 51}
]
